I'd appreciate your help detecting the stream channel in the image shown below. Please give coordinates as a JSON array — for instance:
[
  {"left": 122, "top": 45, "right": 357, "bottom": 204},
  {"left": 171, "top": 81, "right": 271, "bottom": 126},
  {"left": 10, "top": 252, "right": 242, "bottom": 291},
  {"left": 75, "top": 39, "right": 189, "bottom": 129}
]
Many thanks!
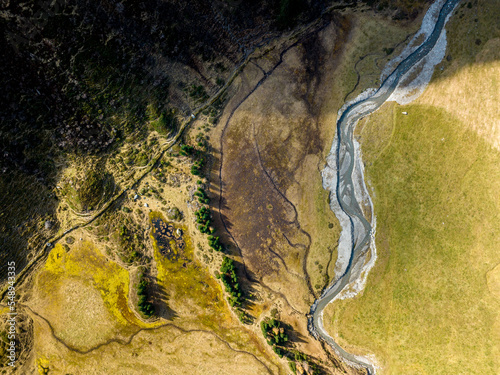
[{"left": 308, "top": 1, "right": 461, "bottom": 373}]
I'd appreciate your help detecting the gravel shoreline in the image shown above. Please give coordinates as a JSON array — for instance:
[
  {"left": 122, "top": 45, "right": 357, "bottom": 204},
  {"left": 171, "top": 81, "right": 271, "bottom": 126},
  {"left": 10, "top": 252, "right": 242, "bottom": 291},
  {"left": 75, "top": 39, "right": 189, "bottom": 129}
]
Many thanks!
[{"left": 312, "top": 0, "right": 461, "bottom": 373}]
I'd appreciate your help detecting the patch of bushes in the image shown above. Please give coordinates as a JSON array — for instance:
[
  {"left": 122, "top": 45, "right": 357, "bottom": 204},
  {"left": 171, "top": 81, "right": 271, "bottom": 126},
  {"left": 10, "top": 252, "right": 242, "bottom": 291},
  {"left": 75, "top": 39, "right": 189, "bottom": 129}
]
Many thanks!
[
  {"left": 207, "top": 235, "right": 223, "bottom": 252},
  {"left": 261, "top": 318, "right": 289, "bottom": 347},
  {"left": 290, "top": 351, "right": 322, "bottom": 375},
  {"left": 151, "top": 111, "right": 178, "bottom": 135},
  {"left": 383, "top": 47, "right": 395, "bottom": 55},
  {"left": 179, "top": 144, "right": 195, "bottom": 156},
  {"left": 294, "top": 351, "right": 308, "bottom": 362},
  {"left": 191, "top": 158, "right": 205, "bottom": 176},
  {"left": 166, "top": 207, "right": 183, "bottom": 221},
  {"left": 206, "top": 91, "right": 227, "bottom": 124},
  {"left": 189, "top": 84, "right": 209, "bottom": 103},
  {"left": 236, "top": 309, "right": 251, "bottom": 324},
  {"left": 277, "top": 0, "right": 306, "bottom": 30},
  {"left": 117, "top": 224, "right": 141, "bottom": 264},
  {"left": 181, "top": 138, "right": 208, "bottom": 176},
  {"left": 77, "top": 166, "right": 113, "bottom": 211}
]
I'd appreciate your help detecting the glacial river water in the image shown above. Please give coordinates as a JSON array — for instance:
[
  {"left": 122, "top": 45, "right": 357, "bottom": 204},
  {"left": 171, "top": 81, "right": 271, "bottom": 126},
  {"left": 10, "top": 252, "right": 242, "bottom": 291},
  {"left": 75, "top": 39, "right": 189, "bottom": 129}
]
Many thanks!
[{"left": 308, "top": 0, "right": 462, "bottom": 373}]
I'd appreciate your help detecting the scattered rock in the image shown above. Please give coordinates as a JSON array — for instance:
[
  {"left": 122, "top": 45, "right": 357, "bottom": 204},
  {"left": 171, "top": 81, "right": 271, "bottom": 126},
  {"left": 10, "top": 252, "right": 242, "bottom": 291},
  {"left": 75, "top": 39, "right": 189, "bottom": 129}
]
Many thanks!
[{"left": 167, "top": 207, "right": 182, "bottom": 221}]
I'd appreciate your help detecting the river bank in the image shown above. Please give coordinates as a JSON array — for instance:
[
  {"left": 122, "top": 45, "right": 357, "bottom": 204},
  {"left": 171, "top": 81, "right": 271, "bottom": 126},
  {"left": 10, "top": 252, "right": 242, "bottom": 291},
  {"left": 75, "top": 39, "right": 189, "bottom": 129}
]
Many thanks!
[{"left": 311, "top": 0, "right": 461, "bottom": 373}]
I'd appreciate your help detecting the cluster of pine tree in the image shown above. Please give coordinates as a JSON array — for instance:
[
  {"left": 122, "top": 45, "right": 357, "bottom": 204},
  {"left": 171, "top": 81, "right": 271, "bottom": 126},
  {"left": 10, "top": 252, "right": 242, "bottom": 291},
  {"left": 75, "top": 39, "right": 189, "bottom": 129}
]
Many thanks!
[
  {"left": 207, "top": 235, "right": 224, "bottom": 252},
  {"left": 179, "top": 144, "right": 195, "bottom": 156},
  {"left": 185, "top": 146, "right": 249, "bottom": 318},
  {"left": 261, "top": 318, "right": 289, "bottom": 347},
  {"left": 195, "top": 187, "right": 210, "bottom": 204},
  {"left": 194, "top": 206, "right": 214, "bottom": 234},
  {"left": 137, "top": 273, "right": 155, "bottom": 318},
  {"left": 179, "top": 142, "right": 205, "bottom": 176},
  {"left": 216, "top": 257, "right": 244, "bottom": 307},
  {"left": 191, "top": 158, "right": 205, "bottom": 176},
  {"left": 289, "top": 351, "right": 322, "bottom": 375}
]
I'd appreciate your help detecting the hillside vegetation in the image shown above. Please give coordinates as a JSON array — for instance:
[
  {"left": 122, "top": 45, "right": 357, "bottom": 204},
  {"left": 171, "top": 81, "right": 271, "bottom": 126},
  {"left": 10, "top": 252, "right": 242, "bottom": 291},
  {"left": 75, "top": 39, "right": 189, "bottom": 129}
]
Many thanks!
[{"left": 0, "top": 0, "right": 456, "bottom": 374}]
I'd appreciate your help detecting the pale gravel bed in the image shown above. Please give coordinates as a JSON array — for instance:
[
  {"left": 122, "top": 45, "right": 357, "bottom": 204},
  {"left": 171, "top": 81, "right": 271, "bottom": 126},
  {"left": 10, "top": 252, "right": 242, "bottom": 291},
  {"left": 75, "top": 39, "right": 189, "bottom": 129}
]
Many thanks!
[{"left": 316, "top": 0, "right": 460, "bottom": 372}]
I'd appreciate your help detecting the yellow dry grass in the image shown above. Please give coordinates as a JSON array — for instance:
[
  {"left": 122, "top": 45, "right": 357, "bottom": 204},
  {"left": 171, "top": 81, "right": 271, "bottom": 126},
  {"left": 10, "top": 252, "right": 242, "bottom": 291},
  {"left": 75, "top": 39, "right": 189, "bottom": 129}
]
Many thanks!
[
  {"left": 149, "top": 212, "right": 273, "bottom": 357},
  {"left": 34, "top": 324, "right": 274, "bottom": 375},
  {"left": 150, "top": 212, "right": 232, "bottom": 329},
  {"left": 419, "top": 58, "right": 500, "bottom": 150},
  {"left": 419, "top": 0, "right": 500, "bottom": 151},
  {"left": 31, "top": 238, "right": 280, "bottom": 374},
  {"left": 33, "top": 242, "right": 156, "bottom": 351}
]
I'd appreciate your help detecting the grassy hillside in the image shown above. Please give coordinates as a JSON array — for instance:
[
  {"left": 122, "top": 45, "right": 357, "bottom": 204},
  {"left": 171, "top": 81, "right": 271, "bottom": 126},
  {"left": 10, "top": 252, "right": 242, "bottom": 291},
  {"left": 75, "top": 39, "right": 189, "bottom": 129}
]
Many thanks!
[
  {"left": 323, "top": 1, "right": 500, "bottom": 373},
  {"left": 0, "top": 0, "right": 435, "bottom": 284},
  {"left": 0, "top": 0, "right": 328, "bottom": 281},
  {"left": 0, "top": 0, "right": 463, "bottom": 373},
  {"left": 327, "top": 102, "right": 500, "bottom": 373}
]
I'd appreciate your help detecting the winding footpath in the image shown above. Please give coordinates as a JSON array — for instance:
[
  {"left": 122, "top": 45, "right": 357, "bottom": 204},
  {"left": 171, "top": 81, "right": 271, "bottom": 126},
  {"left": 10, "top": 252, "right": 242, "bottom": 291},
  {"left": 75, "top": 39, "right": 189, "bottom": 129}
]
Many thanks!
[
  {"left": 308, "top": 0, "right": 461, "bottom": 373},
  {"left": 0, "top": 13, "right": 329, "bottom": 303}
]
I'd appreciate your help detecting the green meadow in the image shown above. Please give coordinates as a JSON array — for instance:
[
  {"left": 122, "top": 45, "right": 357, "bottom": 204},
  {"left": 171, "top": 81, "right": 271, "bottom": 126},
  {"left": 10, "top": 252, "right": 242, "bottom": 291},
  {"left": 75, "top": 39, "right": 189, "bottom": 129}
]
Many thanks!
[{"left": 326, "top": 103, "right": 500, "bottom": 374}]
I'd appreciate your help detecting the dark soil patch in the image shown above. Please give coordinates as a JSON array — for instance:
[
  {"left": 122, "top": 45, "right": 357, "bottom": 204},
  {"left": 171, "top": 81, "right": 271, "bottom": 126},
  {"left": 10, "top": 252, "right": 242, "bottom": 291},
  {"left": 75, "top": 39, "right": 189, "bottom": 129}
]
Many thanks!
[
  {"left": 151, "top": 218, "right": 185, "bottom": 261},
  {"left": 216, "top": 22, "right": 339, "bottom": 293}
]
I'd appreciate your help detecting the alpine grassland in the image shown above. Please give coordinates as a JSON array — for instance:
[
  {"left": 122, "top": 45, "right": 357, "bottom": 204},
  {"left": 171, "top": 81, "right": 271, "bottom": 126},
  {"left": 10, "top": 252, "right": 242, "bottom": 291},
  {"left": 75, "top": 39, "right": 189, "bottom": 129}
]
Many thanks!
[
  {"left": 325, "top": 102, "right": 500, "bottom": 373},
  {"left": 323, "top": 1, "right": 500, "bottom": 372}
]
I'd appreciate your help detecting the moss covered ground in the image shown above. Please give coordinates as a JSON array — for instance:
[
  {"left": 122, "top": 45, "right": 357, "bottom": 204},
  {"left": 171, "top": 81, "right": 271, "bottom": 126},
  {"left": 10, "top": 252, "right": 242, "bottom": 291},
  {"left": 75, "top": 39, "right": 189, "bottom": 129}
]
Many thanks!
[{"left": 149, "top": 211, "right": 233, "bottom": 332}]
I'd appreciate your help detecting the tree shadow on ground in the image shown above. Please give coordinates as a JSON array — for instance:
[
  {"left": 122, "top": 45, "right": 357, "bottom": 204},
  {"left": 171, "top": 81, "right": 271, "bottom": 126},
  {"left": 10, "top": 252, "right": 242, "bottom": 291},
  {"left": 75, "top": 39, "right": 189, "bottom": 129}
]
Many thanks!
[{"left": 147, "top": 274, "right": 178, "bottom": 320}]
